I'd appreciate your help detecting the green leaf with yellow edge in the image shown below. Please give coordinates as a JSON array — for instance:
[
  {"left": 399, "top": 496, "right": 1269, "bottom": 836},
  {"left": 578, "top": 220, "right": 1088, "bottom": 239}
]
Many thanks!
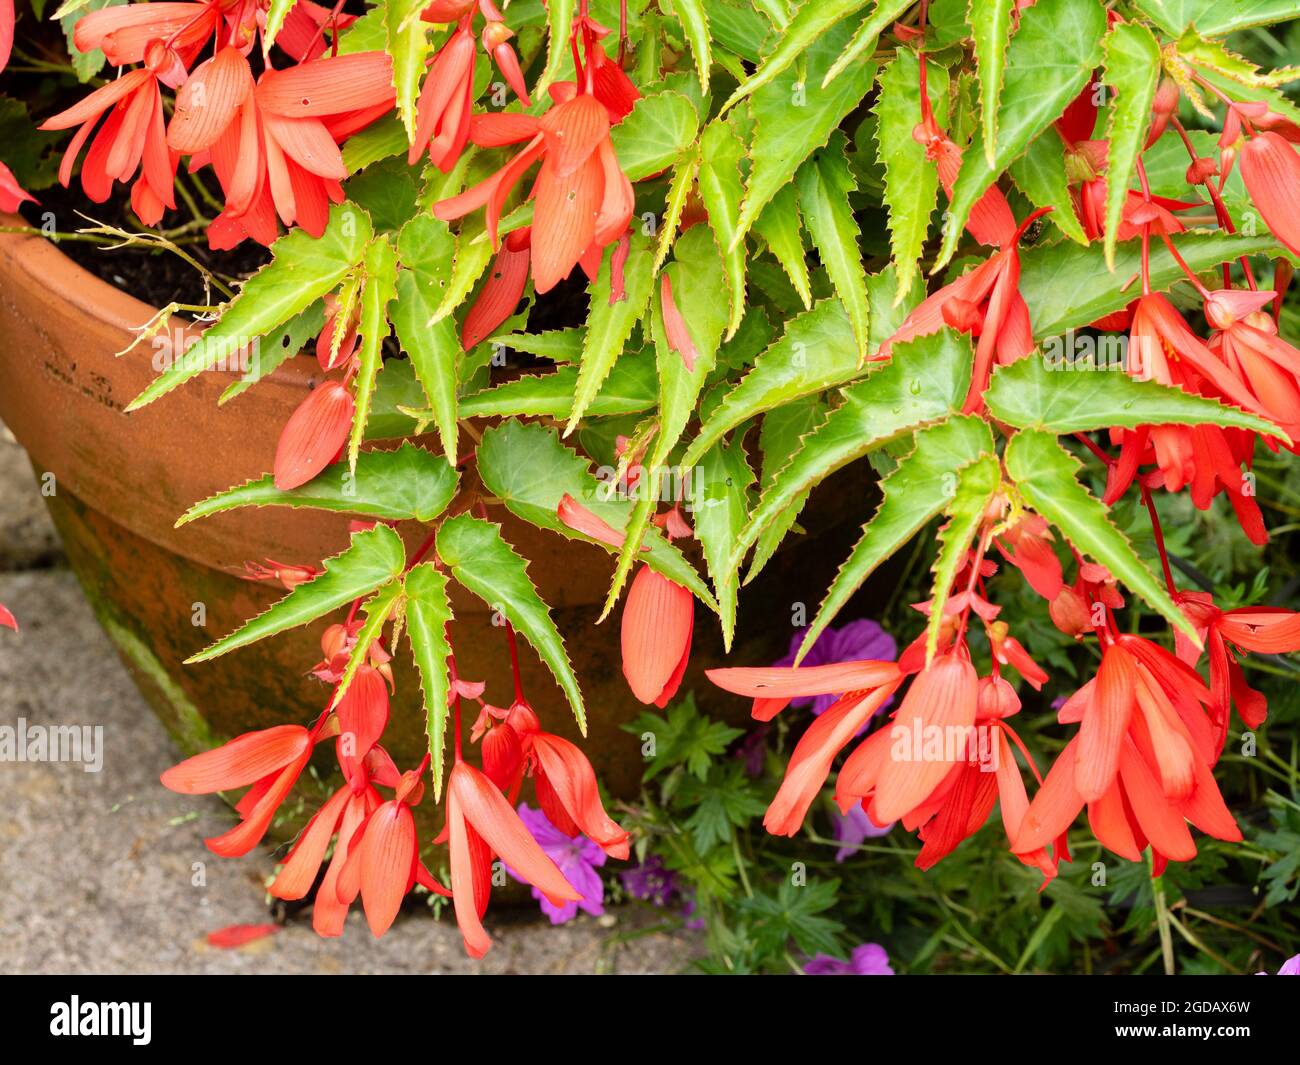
[
  {"left": 798, "top": 415, "right": 996, "bottom": 661},
  {"left": 602, "top": 226, "right": 728, "bottom": 620},
  {"left": 393, "top": 214, "right": 461, "bottom": 463},
  {"left": 753, "top": 183, "right": 812, "bottom": 309},
  {"left": 746, "top": 394, "right": 826, "bottom": 584},
  {"left": 476, "top": 420, "right": 716, "bottom": 610},
  {"left": 720, "top": 0, "right": 870, "bottom": 112},
  {"left": 734, "top": 23, "right": 878, "bottom": 248},
  {"left": 728, "top": 328, "right": 974, "bottom": 575},
  {"left": 1132, "top": 0, "right": 1300, "bottom": 38},
  {"left": 691, "top": 436, "right": 757, "bottom": 647},
  {"left": 654, "top": 147, "right": 700, "bottom": 274},
  {"left": 405, "top": 563, "right": 454, "bottom": 795},
  {"left": 1003, "top": 430, "right": 1199, "bottom": 643},
  {"left": 925, "top": 453, "right": 1000, "bottom": 659},
  {"left": 177, "top": 442, "right": 459, "bottom": 526},
  {"left": 458, "top": 356, "right": 657, "bottom": 419},
  {"left": 674, "top": 0, "right": 713, "bottom": 93},
  {"left": 347, "top": 236, "right": 398, "bottom": 474},
  {"left": 795, "top": 132, "right": 869, "bottom": 359},
  {"left": 821, "top": 0, "right": 916, "bottom": 88},
  {"left": 875, "top": 52, "right": 948, "bottom": 302},
  {"left": 698, "top": 114, "right": 750, "bottom": 339},
  {"left": 566, "top": 233, "right": 656, "bottom": 434},
  {"left": 985, "top": 354, "right": 1288, "bottom": 439},
  {"left": 329, "top": 578, "right": 403, "bottom": 710},
  {"left": 968, "top": 0, "right": 1016, "bottom": 166},
  {"left": 386, "top": 0, "right": 433, "bottom": 142},
  {"left": 1008, "top": 128, "right": 1088, "bottom": 245},
  {"left": 127, "top": 205, "right": 372, "bottom": 410},
  {"left": 187, "top": 524, "right": 406, "bottom": 663},
  {"left": 611, "top": 91, "right": 701, "bottom": 180},
  {"left": 937, "top": 0, "right": 1105, "bottom": 269},
  {"left": 1019, "top": 230, "right": 1284, "bottom": 339},
  {"left": 436, "top": 514, "right": 587, "bottom": 733},
  {"left": 1101, "top": 22, "right": 1161, "bottom": 269}
]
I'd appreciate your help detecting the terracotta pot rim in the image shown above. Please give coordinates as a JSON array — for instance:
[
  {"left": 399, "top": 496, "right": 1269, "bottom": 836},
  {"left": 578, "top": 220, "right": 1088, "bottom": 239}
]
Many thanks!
[{"left": 0, "top": 211, "right": 318, "bottom": 387}]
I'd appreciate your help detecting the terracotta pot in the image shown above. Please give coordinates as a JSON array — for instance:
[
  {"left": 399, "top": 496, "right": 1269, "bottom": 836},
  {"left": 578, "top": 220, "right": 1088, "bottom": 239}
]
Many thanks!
[{"left": 0, "top": 217, "right": 877, "bottom": 826}]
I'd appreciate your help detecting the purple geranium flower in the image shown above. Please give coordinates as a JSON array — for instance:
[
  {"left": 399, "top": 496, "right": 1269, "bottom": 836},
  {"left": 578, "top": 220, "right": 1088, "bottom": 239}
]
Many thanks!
[
  {"left": 830, "top": 802, "right": 893, "bottom": 862},
  {"left": 620, "top": 854, "right": 679, "bottom": 907},
  {"left": 1258, "top": 953, "right": 1300, "bottom": 975},
  {"left": 804, "top": 943, "right": 894, "bottom": 975},
  {"left": 505, "top": 803, "right": 605, "bottom": 925},
  {"left": 620, "top": 855, "right": 704, "bottom": 929},
  {"left": 773, "top": 618, "right": 897, "bottom": 716}
]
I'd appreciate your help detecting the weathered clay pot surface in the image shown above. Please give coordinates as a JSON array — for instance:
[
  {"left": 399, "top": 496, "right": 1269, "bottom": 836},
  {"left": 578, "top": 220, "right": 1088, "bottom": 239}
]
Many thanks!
[{"left": 0, "top": 216, "right": 874, "bottom": 824}]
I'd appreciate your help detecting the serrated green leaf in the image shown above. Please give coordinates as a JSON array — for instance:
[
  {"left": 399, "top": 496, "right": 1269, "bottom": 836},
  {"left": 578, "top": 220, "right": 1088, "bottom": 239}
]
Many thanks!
[
  {"left": 1132, "top": 0, "right": 1299, "bottom": 37},
  {"left": 674, "top": 0, "right": 713, "bottom": 93},
  {"left": 735, "top": 23, "right": 878, "bottom": 247},
  {"left": 177, "top": 442, "right": 459, "bottom": 526},
  {"left": 538, "top": 0, "right": 576, "bottom": 94},
  {"left": 926, "top": 453, "right": 1001, "bottom": 658},
  {"left": 218, "top": 303, "right": 325, "bottom": 405},
  {"left": 990, "top": 354, "right": 1289, "bottom": 439},
  {"left": 730, "top": 328, "right": 974, "bottom": 573},
  {"left": 386, "top": 0, "right": 432, "bottom": 141},
  {"left": 1019, "top": 230, "right": 1283, "bottom": 338},
  {"left": 654, "top": 148, "right": 700, "bottom": 273},
  {"left": 692, "top": 437, "right": 756, "bottom": 647},
  {"left": 753, "top": 183, "right": 812, "bottom": 308},
  {"left": 262, "top": 0, "right": 296, "bottom": 52},
  {"left": 698, "top": 115, "right": 749, "bottom": 339},
  {"left": 566, "top": 233, "right": 656, "bottom": 434},
  {"left": 435, "top": 514, "right": 586, "bottom": 733},
  {"left": 938, "top": 0, "right": 1106, "bottom": 268},
  {"left": 458, "top": 356, "right": 657, "bottom": 418},
  {"left": 602, "top": 226, "right": 728, "bottom": 619},
  {"left": 330, "top": 579, "right": 404, "bottom": 709},
  {"left": 1008, "top": 128, "right": 1088, "bottom": 244},
  {"left": 1003, "top": 430, "right": 1198, "bottom": 642},
  {"left": 722, "top": 0, "right": 871, "bottom": 111},
  {"left": 875, "top": 52, "right": 948, "bottom": 301},
  {"left": 611, "top": 91, "right": 701, "bottom": 180},
  {"left": 795, "top": 132, "right": 869, "bottom": 359},
  {"left": 491, "top": 328, "right": 583, "bottom": 363},
  {"left": 187, "top": 524, "right": 406, "bottom": 663},
  {"left": 343, "top": 115, "right": 407, "bottom": 174},
  {"left": 821, "top": 0, "right": 915, "bottom": 87},
  {"left": 393, "top": 214, "right": 460, "bottom": 463},
  {"left": 477, "top": 420, "right": 716, "bottom": 609},
  {"left": 405, "top": 563, "right": 454, "bottom": 795},
  {"left": 347, "top": 237, "right": 398, "bottom": 473},
  {"left": 969, "top": 0, "right": 1015, "bottom": 166},
  {"left": 683, "top": 299, "right": 856, "bottom": 467},
  {"left": 799, "top": 416, "right": 995, "bottom": 660},
  {"left": 747, "top": 394, "right": 826, "bottom": 583},
  {"left": 1102, "top": 22, "right": 1161, "bottom": 269},
  {"left": 128, "top": 206, "right": 371, "bottom": 410}
]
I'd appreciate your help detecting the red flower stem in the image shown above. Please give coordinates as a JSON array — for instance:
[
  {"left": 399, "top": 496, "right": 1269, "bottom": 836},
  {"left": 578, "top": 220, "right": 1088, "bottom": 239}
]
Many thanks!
[
  {"left": 1157, "top": 230, "right": 1211, "bottom": 298},
  {"left": 1074, "top": 431, "right": 1114, "bottom": 466},
  {"left": 504, "top": 620, "right": 525, "bottom": 704},
  {"left": 407, "top": 527, "right": 439, "bottom": 571},
  {"left": 1140, "top": 482, "right": 1178, "bottom": 595},
  {"left": 1136, "top": 157, "right": 1154, "bottom": 295},
  {"left": 303, "top": 0, "right": 349, "bottom": 60},
  {"left": 1169, "top": 118, "right": 1256, "bottom": 290},
  {"left": 618, "top": 0, "right": 629, "bottom": 65}
]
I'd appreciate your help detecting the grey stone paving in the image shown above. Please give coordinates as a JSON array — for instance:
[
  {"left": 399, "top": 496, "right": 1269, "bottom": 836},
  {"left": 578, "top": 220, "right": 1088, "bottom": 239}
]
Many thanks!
[{"left": 0, "top": 429, "right": 696, "bottom": 974}]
